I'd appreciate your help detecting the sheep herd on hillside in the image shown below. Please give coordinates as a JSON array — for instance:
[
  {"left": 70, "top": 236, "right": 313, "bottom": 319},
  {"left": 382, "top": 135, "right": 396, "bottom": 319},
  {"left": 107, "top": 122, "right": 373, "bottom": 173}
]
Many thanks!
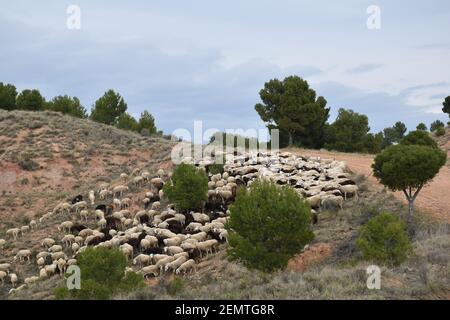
[{"left": 0, "top": 150, "right": 358, "bottom": 296}]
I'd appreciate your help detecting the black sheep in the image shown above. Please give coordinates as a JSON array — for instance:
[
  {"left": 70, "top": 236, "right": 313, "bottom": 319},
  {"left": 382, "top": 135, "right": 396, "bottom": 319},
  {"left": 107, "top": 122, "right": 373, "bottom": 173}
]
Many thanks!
[
  {"left": 105, "top": 216, "right": 120, "bottom": 229},
  {"left": 139, "top": 215, "right": 150, "bottom": 225},
  {"left": 126, "top": 238, "right": 140, "bottom": 251},
  {"left": 137, "top": 232, "right": 146, "bottom": 242},
  {"left": 71, "top": 195, "right": 83, "bottom": 204},
  {"left": 207, "top": 230, "right": 222, "bottom": 242},
  {"left": 95, "top": 204, "right": 107, "bottom": 213},
  {"left": 142, "top": 247, "right": 163, "bottom": 255},
  {"left": 184, "top": 212, "right": 195, "bottom": 226},
  {"left": 70, "top": 223, "right": 87, "bottom": 234}
]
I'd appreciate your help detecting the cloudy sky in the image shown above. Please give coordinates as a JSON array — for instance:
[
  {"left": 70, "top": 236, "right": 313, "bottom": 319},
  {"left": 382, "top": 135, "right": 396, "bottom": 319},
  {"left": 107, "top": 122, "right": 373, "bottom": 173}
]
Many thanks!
[{"left": 1, "top": 0, "right": 449, "bottom": 140}]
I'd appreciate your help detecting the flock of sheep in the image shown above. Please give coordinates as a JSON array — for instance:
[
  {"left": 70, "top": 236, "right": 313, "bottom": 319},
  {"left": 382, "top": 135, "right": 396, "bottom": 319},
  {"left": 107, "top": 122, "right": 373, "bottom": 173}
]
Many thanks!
[{"left": 0, "top": 150, "right": 358, "bottom": 297}]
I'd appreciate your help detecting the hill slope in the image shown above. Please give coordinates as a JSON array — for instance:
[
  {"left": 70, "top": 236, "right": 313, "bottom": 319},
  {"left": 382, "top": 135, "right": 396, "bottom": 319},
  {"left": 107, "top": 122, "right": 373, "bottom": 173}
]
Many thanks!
[{"left": 0, "top": 110, "right": 175, "bottom": 230}]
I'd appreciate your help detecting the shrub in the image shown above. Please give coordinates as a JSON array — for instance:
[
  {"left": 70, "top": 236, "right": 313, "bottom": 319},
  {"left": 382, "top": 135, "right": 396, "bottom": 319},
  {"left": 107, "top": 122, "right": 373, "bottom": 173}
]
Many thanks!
[
  {"left": 400, "top": 130, "right": 438, "bottom": 148},
  {"left": 227, "top": 181, "right": 314, "bottom": 272},
  {"left": 356, "top": 212, "right": 412, "bottom": 266},
  {"left": 166, "top": 277, "right": 185, "bottom": 296},
  {"left": 435, "top": 127, "right": 445, "bottom": 137},
  {"left": 430, "top": 120, "right": 444, "bottom": 132},
  {"left": 18, "top": 153, "right": 39, "bottom": 171},
  {"left": 163, "top": 163, "right": 208, "bottom": 212},
  {"left": 55, "top": 247, "right": 144, "bottom": 300}
]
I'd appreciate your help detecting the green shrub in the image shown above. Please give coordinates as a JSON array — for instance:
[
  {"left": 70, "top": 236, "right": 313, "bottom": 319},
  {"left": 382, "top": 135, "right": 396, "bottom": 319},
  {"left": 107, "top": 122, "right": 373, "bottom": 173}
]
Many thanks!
[
  {"left": 163, "top": 163, "right": 208, "bottom": 212},
  {"left": 18, "top": 153, "right": 39, "bottom": 171},
  {"left": 400, "top": 130, "right": 438, "bottom": 148},
  {"left": 55, "top": 247, "right": 144, "bottom": 300},
  {"left": 435, "top": 127, "right": 445, "bottom": 137},
  {"left": 356, "top": 212, "right": 412, "bottom": 266},
  {"left": 227, "top": 180, "right": 314, "bottom": 272},
  {"left": 167, "top": 277, "right": 185, "bottom": 296}
]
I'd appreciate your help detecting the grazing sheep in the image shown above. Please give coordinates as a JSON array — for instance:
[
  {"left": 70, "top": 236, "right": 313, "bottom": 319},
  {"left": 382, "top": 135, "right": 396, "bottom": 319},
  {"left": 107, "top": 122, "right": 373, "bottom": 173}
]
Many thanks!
[
  {"left": 157, "top": 169, "right": 165, "bottom": 178},
  {"left": 133, "top": 176, "right": 144, "bottom": 187},
  {"left": 151, "top": 177, "right": 164, "bottom": 191},
  {"left": 39, "top": 268, "right": 48, "bottom": 279},
  {"left": 37, "top": 257, "right": 45, "bottom": 269},
  {"left": 155, "top": 256, "right": 175, "bottom": 272},
  {"left": 164, "top": 246, "right": 184, "bottom": 255},
  {"left": 29, "top": 220, "right": 37, "bottom": 230},
  {"left": 78, "top": 228, "right": 94, "bottom": 238},
  {"left": 0, "top": 271, "right": 7, "bottom": 285},
  {"left": 218, "top": 229, "right": 228, "bottom": 243},
  {"left": 140, "top": 265, "right": 159, "bottom": 278},
  {"left": 113, "top": 185, "right": 129, "bottom": 198},
  {"left": 57, "top": 258, "right": 67, "bottom": 275},
  {"left": 41, "top": 238, "right": 56, "bottom": 248},
  {"left": 89, "top": 190, "right": 95, "bottom": 205},
  {"left": 133, "top": 254, "right": 151, "bottom": 267},
  {"left": 14, "top": 249, "right": 32, "bottom": 263},
  {"left": 24, "top": 276, "right": 39, "bottom": 286},
  {"left": 163, "top": 237, "right": 182, "bottom": 247},
  {"left": 99, "top": 189, "right": 109, "bottom": 200},
  {"left": 185, "top": 222, "right": 203, "bottom": 232},
  {"left": 9, "top": 273, "right": 18, "bottom": 288},
  {"left": 6, "top": 228, "right": 21, "bottom": 240},
  {"left": 164, "top": 256, "right": 188, "bottom": 272},
  {"left": 113, "top": 198, "right": 122, "bottom": 210},
  {"left": 72, "top": 201, "right": 87, "bottom": 214},
  {"left": 120, "top": 173, "right": 129, "bottom": 182},
  {"left": 79, "top": 210, "right": 89, "bottom": 222},
  {"left": 97, "top": 218, "right": 107, "bottom": 229},
  {"left": 339, "top": 184, "right": 359, "bottom": 200},
  {"left": 0, "top": 263, "right": 11, "bottom": 274},
  {"left": 49, "top": 245, "right": 63, "bottom": 253},
  {"left": 121, "top": 198, "right": 132, "bottom": 209},
  {"left": 62, "top": 234, "right": 76, "bottom": 247},
  {"left": 58, "top": 221, "right": 74, "bottom": 233},
  {"left": 188, "top": 232, "right": 208, "bottom": 242},
  {"left": 175, "top": 259, "right": 196, "bottom": 275},
  {"left": 192, "top": 212, "right": 210, "bottom": 223},
  {"left": 0, "top": 239, "right": 5, "bottom": 251},
  {"left": 151, "top": 201, "right": 161, "bottom": 211},
  {"left": 196, "top": 239, "right": 218, "bottom": 257},
  {"left": 71, "top": 242, "right": 80, "bottom": 253},
  {"left": 44, "top": 264, "right": 57, "bottom": 277}
]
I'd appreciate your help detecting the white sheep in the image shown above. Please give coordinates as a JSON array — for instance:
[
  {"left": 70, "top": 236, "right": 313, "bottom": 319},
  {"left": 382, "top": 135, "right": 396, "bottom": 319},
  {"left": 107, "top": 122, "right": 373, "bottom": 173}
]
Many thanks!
[
  {"left": 164, "top": 256, "right": 188, "bottom": 272},
  {"left": 29, "top": 220, "right": 37, "bottom": 230},
  {"left": 163, "top": 237, "right": 182, "bottom": 247},
  {"left": 113, "top": 198, "right": 122, "bottom": 210},
  {"left": 39, "top": 267, "right": 48, "bottom": 279},
  {"left": 188, "top": 231, "right": 207, "bottom": 242},
  {"left": 0, "top": 271, "right": 7, "bottom": 285},
  {"left": 24, "top": 276, "right": 39, "bottom": 286},
  {"left": 58, "top": 221, "right": 73, "bottom": 233},
  {"left": 89, "top": 190, "right": 95, "bottom": 205},
  {"left": 6, "top": 228, "right": 21, "bottom": 240},
  {"left": 339, "top": 184, "right": 359, "bottom": 200},
  {"left": 120, "top": 173, "right": 129, "bottom": 182},
  {"left": 97, "top": 218, "right": 107, "bottom": 229},
  {"left": 164, "top": 246, "right": 184, "bottom": 255},
  {"left": 196, "top": 239, "right": 218, "bottom": 257},
  {"left": 9, "top": 273, "right": 18, "bottom": 288},
  {"left": 37, "top": 257, "right": 45, "bottom": 269},
  {"left": 133, "top": 254, "right": 151, "bottom": 267},
  {"left": 99, "top": 189, "right": 109, "bottom": 200},
  {"left": 140, "top": 265, "right": 159, "bottom": 278},
  {"left": 41, "top": 238, "right": 56, "bottom": 248},
  {"left": 0, "top": 263, "right": 11, "bottom": 274},
  {"left": 62, "top": 234, "right": 75, "bottom": 247},
  {"left": 57, "top": 258, "right": 67, "bottom": 275},
  {"left": 79, "top": 210, "right": 89, "bottom": 222},
  {"left": 155, "top": 256, "right": 175, "bottom": 272},
  {"left": 0, "top": 239, "right": 5, "bottom": 251},
  {"left": 151, "top": 201, "right": 161, "bottom": 211},
  {"left": 113, "top": 185, "right": 129, "bottom": 197},
  {"left": 48, "top": 244, "right": 63, "bottom": 253},
  {"left": 51, "top": 252, "right": 66, "bottom": 261},
  {"left": 175, "top": 259, "right": 196, "bottom": 275},
  {"left": 14, "top": 249, "right": 32, "bottom": 263}
]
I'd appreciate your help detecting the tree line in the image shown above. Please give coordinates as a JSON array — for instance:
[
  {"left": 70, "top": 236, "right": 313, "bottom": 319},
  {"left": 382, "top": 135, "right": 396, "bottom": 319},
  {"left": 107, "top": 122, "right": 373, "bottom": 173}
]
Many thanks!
[
  {"left": 0, "top": 82, "right": 159, "bottom": 136},
  {"left": 255, "top": 76, "right": 450, "bottom": 153}
]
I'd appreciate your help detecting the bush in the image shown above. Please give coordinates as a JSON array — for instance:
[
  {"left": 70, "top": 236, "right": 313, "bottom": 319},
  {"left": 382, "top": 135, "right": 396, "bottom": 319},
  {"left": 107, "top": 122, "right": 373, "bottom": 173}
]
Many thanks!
[
  {"left": 435, "top": 127, "right": 445, "bottom": 137},
  {"left": 166, "top": 277, "right": 185, "bottom": 296},
  {"left": 55, "top": 247, "right": 144, "bottom": 300},
  {"left": 18, "top": 153, "right": 39, "bottom": 171},
  {"left": 430, "top": 120, "right": 444, "bottom": 132},
  {"left": 356, "top": 212, "right": 412, "bottom": 266},
  {"left": 163, "top": 163, "right": 208, "bottom": 212},
  {"left": 227, "top": 181, "right": 314, "bottom": 272},
  {"left": 400, "top": 130, "right": 438, "bottom": 148}
]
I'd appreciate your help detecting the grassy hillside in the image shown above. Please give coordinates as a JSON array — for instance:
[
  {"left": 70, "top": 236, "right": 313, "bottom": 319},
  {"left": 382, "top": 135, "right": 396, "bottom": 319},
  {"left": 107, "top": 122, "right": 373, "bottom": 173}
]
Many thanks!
[{"left": 0, "top": 110, "right": 175, "bottom": 230}]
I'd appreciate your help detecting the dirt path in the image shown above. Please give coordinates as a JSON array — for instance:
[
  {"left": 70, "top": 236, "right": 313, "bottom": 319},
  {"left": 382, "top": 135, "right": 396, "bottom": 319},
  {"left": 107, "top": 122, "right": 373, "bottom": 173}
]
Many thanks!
[{"left": 286, "top": 148, "right": 450, "bottom": 223}]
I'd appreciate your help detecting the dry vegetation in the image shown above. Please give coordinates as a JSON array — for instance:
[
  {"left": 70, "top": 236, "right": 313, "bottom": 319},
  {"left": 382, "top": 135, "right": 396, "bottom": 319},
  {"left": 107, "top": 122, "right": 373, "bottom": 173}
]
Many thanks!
[{"left": 1, "top": 111, "right": 449, "bottom": 300}]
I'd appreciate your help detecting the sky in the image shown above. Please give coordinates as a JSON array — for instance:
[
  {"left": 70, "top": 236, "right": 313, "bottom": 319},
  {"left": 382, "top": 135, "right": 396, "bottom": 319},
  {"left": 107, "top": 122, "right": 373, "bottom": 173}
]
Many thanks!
[{"left": 1, "top": 0, "right": 449, "bottom": 141}]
